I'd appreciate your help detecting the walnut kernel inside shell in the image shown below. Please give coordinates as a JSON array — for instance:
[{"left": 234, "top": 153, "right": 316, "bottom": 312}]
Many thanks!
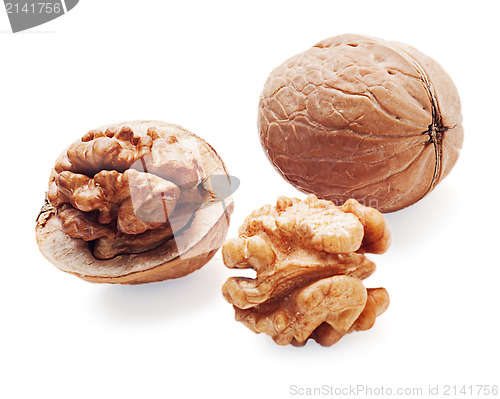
[{"left": 36, "top": 121, "right": 233, "bottom": 284}]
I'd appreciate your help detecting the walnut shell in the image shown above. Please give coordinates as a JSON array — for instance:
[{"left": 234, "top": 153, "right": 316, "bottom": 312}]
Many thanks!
[
  {"left": 36, "top": 121, "right": 233, "bottom": 284},
  {"left": 258, "top": 34, "right": 464, "bottom": 212}
]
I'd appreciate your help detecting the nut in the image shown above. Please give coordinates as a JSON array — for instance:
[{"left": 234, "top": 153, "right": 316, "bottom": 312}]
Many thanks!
[
  {"left": 258, "top": 34, "right": 464, "bottom": 212},
  {"left": 36, "top": 121, "right": 234, "bottom": 284},
  {"left": 222, "top": 195, "right": 390, "bottom": 346}
]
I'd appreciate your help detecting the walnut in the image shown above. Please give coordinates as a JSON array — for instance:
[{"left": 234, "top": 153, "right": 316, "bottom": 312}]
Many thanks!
[
  {"left": 222, "top": 195, "right": 390, "bottom": 346},
  {"left": 36, "top": 121, "right": 234, "bottom": 284},
  {"left": 57, "top": 126, "right": 153, "bottom": 175},
  {"left": 258, "top": 34, "right": 464, "bottom": 212}
]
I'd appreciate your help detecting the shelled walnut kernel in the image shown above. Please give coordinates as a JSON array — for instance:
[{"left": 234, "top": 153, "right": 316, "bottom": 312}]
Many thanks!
[{"left": 222, "top": 195, "right": 390, "bottom": 346}]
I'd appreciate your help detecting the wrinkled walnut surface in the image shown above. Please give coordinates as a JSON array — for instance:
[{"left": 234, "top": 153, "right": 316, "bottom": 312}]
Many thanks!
[
  {"left": 222, "top": 195, "right": 390, "bottom": 346},
  {"left": 47, "top": 124, "right": 210, "bottom": 260},
  {"left": 36, "top": 121, "right": 233, "bottom": 283},
  {"left": 259, "top": 34, "right": 464, "bottom": 212}
]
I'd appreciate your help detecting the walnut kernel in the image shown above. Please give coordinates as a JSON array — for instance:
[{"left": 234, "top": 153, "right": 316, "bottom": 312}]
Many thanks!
[
  {"left": 36, "top": 121, "right": 234, "bottom": 284},
  {"left": 222, "top": 195, "right": 390, "bottom": 346}
]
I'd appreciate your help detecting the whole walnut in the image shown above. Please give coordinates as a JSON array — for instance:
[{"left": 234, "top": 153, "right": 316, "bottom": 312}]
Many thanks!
[
  {"left": 258, "top": 34, "right": 464, "bottom": 212},
  {"left": 36, "top": 121, "right": 234, "bottom": 284}
]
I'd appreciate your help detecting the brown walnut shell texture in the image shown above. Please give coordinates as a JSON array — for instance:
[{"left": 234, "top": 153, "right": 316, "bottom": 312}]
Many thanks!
[
  {"left": 222, "top": 195, "right": 390, "bottom": 346},
  {"left": 259, "top": 34, "right": 464, "bottom": 212},
  {"left": 36, "top": 121, "right": 233, "bottom": 284}
]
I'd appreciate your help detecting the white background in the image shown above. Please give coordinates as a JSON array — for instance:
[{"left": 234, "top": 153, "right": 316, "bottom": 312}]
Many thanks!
[{"left": 1, "top": 1, "right": 499, "bottom": 398}]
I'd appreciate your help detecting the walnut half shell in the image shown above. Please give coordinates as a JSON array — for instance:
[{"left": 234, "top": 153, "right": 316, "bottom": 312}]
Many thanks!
[
  {"left": 36, "top": 121, "right": 234, "bottom": 284},
  {"left": 222, "top": 195, "right": 390, "bottom": 346}
]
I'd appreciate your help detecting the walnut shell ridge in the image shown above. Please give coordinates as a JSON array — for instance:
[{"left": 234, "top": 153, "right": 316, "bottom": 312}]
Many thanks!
[
  {"left": 258, "top": 34, "right": 464, "bottom": 212},
  {"left": 36, "top": 121, "right": 234, "bottom": 284}
]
